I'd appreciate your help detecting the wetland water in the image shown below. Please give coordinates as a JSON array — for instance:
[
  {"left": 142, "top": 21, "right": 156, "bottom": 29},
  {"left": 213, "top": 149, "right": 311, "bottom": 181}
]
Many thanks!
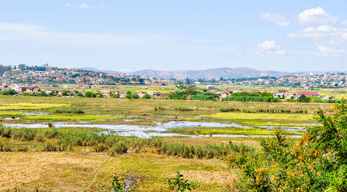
[{"left": 3, "top": 118, "right": 305, "bottom": 138}]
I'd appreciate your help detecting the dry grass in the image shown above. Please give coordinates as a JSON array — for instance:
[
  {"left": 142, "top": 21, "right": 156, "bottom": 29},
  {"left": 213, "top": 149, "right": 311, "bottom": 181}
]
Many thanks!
[
  {"left": 0, "top": 152, "right": 106, "bottom": 191},
  {"left": 179, "top": 170, "right": 235, "bottom": 185},
  {"left": 0, "top": 152, "right": 227, "bottom": 191}
]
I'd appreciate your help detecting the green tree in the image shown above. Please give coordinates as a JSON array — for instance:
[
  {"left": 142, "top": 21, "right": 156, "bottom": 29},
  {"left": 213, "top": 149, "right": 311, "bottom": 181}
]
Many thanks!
[
  {"left": 85, "top": 91, "right": 96, "bottom": 98},
  {"left": 142, "top": 94, "right": 152, "bottom": 99},
  {"left": 298, "top": 95, "right": 311, "bottom": 102},
  {"left": 62, "top": 90, "right": 70, "bottom": 96},
  {"left": 40, "top": 91, "right": 47, "bottom": 97},
  {"left": 131, "top": 93, "right": 139, "bottom": 99},
  {"left": 184, "top": 88, "right": 197, "bottom": 95},
  {"left": 125, "top": 93, "right": 132, "bottom": 99}
]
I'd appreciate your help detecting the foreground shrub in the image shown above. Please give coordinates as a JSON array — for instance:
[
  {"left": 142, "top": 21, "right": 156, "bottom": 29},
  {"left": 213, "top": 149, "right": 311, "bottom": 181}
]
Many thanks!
[
  {"left": 110, "top": 174, "right": 134, "bottom": 192},
  {"left": 225, "top": 100, "right": 347, "bottom": 191},
  {"left": 166, "top": 171, "right": 199, "bottom": 192}
]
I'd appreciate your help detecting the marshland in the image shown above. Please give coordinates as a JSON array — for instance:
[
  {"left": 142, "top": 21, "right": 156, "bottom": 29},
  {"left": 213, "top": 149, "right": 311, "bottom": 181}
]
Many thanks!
[{"left": 0, "top": 90, "right": 338, "bottom": 191}]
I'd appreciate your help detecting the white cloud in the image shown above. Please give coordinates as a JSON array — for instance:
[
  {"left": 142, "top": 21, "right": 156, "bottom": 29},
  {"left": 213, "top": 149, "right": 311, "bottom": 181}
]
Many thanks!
[
  {"left": 260, "top": 13, "right": 290, "bottom": 26},
  {"left": 298, "top": 25, "right": 343, "bottom": 39},
  {"left": 317, "top": 45, "right": 346, "bottom": 56},
  {"left": 100, "top": 3, "right": 106, "bottom": 8},
  {"left": 341, "top": 20, "right": 347, "bottom": 26},
  {"left": 298, "top": 7, "right": 339, "bottom": 25},
  {"left": 255, "top": 40, "right": 286, "bottom": 56},
  {"left": 287, "top": 33, "right": 296, "bottom": 38},
  {"left": 78, "top": 3, "right": 91, "bottom": 9},
  {"left": 0, "top": 22, "right": 225, "bottom": 53},
  {"left": 65, "top": 3, "right": 72, "bottom": 8}
]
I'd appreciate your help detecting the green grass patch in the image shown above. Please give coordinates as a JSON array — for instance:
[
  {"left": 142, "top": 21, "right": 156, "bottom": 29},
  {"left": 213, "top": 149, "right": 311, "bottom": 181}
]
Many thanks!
[
  {"left": 22, "top": 114, "right": 123, "bottom": 120},
  {"left": 203, "top": 112, "right": 315, "bottom": 122},
  {"left": 0, "top": 103, "right": 70, "bottom": 110},
  {"left": 0, "top": 111, "right": 24, "bottom": 116}
]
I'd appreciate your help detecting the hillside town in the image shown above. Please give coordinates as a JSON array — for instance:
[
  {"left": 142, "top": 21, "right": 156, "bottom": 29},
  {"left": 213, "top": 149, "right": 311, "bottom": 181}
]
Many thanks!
[
  {"left": 0, "top": 64, "right": 171, "bottom": 89},
  {"left": 217, "top": 73, "right": 347, "bottom": 88},
  {"left": 0, "top": 64, "right": 346, "bottom": 92}
]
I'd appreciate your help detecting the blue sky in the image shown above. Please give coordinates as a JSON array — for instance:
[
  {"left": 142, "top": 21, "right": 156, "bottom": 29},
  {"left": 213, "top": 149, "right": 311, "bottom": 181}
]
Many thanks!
[{"left": 1, "top": 0, "right": 347, "bottom": 72}]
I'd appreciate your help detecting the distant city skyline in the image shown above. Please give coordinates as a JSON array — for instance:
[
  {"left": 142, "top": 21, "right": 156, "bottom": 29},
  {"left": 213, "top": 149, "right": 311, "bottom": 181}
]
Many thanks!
[{"left": 1, "top": 0, "right": 347, "bottom": 72}]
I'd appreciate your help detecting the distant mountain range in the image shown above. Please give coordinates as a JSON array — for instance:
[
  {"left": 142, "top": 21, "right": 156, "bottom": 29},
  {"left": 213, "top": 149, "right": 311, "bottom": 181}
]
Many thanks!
[
  {"left": 79, "top": 67, "right": 122, "bottom": 74},
  {"left": 79, "top": 67, "right": 345, "bottom": 80},
  {"left": 130, "top": 67, "right": 294, "bottom": 80}
]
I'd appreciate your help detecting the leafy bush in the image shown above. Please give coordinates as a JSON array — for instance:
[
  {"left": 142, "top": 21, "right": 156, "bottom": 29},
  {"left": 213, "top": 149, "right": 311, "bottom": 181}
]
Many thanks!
[
  {"left": 110, "top": 174, "right": 134, "bottom": 192},
  {"left": 191, "top": 92, "right": 219, "bottom": 101},
  {"left": 175, "top": 106, "right": 193, "bottom": 111},
  {"left": 168, "top": 91, "right": 188, "bottom": 100},
  {"left": 225, "top": 101, "right": 347, "bottom": 191},
  {"left": 166, "top": 171, "right": 199, "bottom": 192},
  {"left": 131, "top": 93, "right": 139, "bottom": 99},
  {"left": 0, "top": 89, "right": 17, "bottom": 95},
  {"left": 297, "top": 95, "right": 311, "bottom": 102},
  {"left": 55, "top": 108, "right": 85, "bottom": 114},
  {"left": 85, "top": 91, "right": 96, "bottom": 98},
  {"left": 142, "top": 94, "right": 152, "bottom": 99}
]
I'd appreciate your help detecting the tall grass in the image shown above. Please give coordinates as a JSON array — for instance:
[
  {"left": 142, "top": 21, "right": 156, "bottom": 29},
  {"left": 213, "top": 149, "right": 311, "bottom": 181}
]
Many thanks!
[
  {"left": 0, "top": 126, "right": 256, "bottom": 159},
  {"left": 220, "top": 107, "right": 308, "bottom": 114}
]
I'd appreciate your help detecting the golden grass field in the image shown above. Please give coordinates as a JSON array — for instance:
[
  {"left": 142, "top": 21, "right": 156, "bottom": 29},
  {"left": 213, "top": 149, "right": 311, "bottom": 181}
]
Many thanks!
[{"left": 0, "top": 152, "right": 230, "bottom": 191}]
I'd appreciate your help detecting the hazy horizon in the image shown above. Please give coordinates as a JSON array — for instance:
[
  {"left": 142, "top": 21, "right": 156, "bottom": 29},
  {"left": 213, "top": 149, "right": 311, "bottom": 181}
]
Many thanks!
[{"left": 1, "top": 1, "right": 347, "bottom": 72}]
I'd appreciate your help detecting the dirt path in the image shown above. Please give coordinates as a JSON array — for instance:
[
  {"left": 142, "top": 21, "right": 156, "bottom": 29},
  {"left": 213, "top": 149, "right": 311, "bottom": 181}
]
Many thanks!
[{"left": 82, "top": 156, "right": 114, "bottom": 191}]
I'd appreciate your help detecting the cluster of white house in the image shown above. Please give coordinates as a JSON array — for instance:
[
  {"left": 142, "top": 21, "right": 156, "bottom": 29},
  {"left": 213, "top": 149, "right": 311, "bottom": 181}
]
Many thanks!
[
  {"left": 12, "top": 85, "right": 332, "bottom": 100},
  {"left": 272, "top": 91, "right": 332, "bottom": 100}
]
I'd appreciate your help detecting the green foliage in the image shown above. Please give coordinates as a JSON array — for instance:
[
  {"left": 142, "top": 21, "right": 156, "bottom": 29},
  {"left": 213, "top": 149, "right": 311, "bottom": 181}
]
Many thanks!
[
  {"left": 297, "top": 95, "right": 311, "bottom": 102},
  {"left": 111, "top": 174, "right": 134, "bottom": 192},
  {"left": 142, "top": 94, "right": 152, "bottom": 99},
  {"left": 225, "top": 101, "right": 347, "bottom": 191},
  {"left": 166, "top": 171, "right": 199, "bottom": 192},
  {"left": 222, "top": 91, "right": 281, "bottom": 102},
  {"left": 111, "top": 94, "right": 120, "bottom": 98},
  {"left": 62, "top": 90, "right": 70, "bottom": 96},
  {"left": 131, "top": 93, "right": 139, "bottom": 99},
  {"left": 175, "top": 106, "right": 193, "bottom": 111},
  {"left": 111, "top": 174, "right": 123, "bottom": 192},
  {"left": 55, "top": 108, "right": 84, "bottom": 114},
  {"left": 40, "top": 91, "right": 47, "bottom": 96},
  {"left": 0, "top": 125, "right": 255, "bottom": 159},
  {"left": 110, "top": 142, "right": 128, "bottom": 155},
  {"left": 85, "top": 91, "right": 96, "bottom": 98},
  {"left": 191, "top": 92, "right": 219, "bottom": 101},
  {"left": 312, "top": 98, "right": 340, "bottom": 103},
  {"left": 184, "top": 88, "right": 197, "bottom": 95},
  {"left": 0, "top": 89, "right": 17, "bottom": 95},
  {"left": 168, "top": 91, "right": 188, "bottom": 100},
  {"left": 220, "top": 107, "right": 307, "bottom": 114},
  {"left": 125, "top": 93, "right": 132, "bottom": 99},
  {"left": 222, "top": 95, "right": 269, "bottom": 102}
]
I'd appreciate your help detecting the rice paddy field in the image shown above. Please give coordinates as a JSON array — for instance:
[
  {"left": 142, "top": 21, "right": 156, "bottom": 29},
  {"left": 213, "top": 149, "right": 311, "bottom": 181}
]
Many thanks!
[{"left": 0, "top": 93, "right": 340, "bottom": 191}]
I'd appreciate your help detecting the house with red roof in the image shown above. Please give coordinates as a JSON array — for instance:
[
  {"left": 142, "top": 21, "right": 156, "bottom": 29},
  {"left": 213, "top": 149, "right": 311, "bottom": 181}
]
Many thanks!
[{"left": 296, "top": 92, "right": 320, "bottom": 97}]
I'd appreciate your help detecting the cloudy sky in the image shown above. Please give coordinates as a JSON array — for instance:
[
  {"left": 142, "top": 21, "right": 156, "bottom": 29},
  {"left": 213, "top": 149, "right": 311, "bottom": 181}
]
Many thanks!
[{"left": 0, "top": 0, "right": 347, "bottom": 72}]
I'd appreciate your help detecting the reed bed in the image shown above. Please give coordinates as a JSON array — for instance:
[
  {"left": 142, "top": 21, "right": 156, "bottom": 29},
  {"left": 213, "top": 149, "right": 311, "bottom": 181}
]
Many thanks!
[{"left": 0, "top": 126, "right": 256, "bottom": 159}]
